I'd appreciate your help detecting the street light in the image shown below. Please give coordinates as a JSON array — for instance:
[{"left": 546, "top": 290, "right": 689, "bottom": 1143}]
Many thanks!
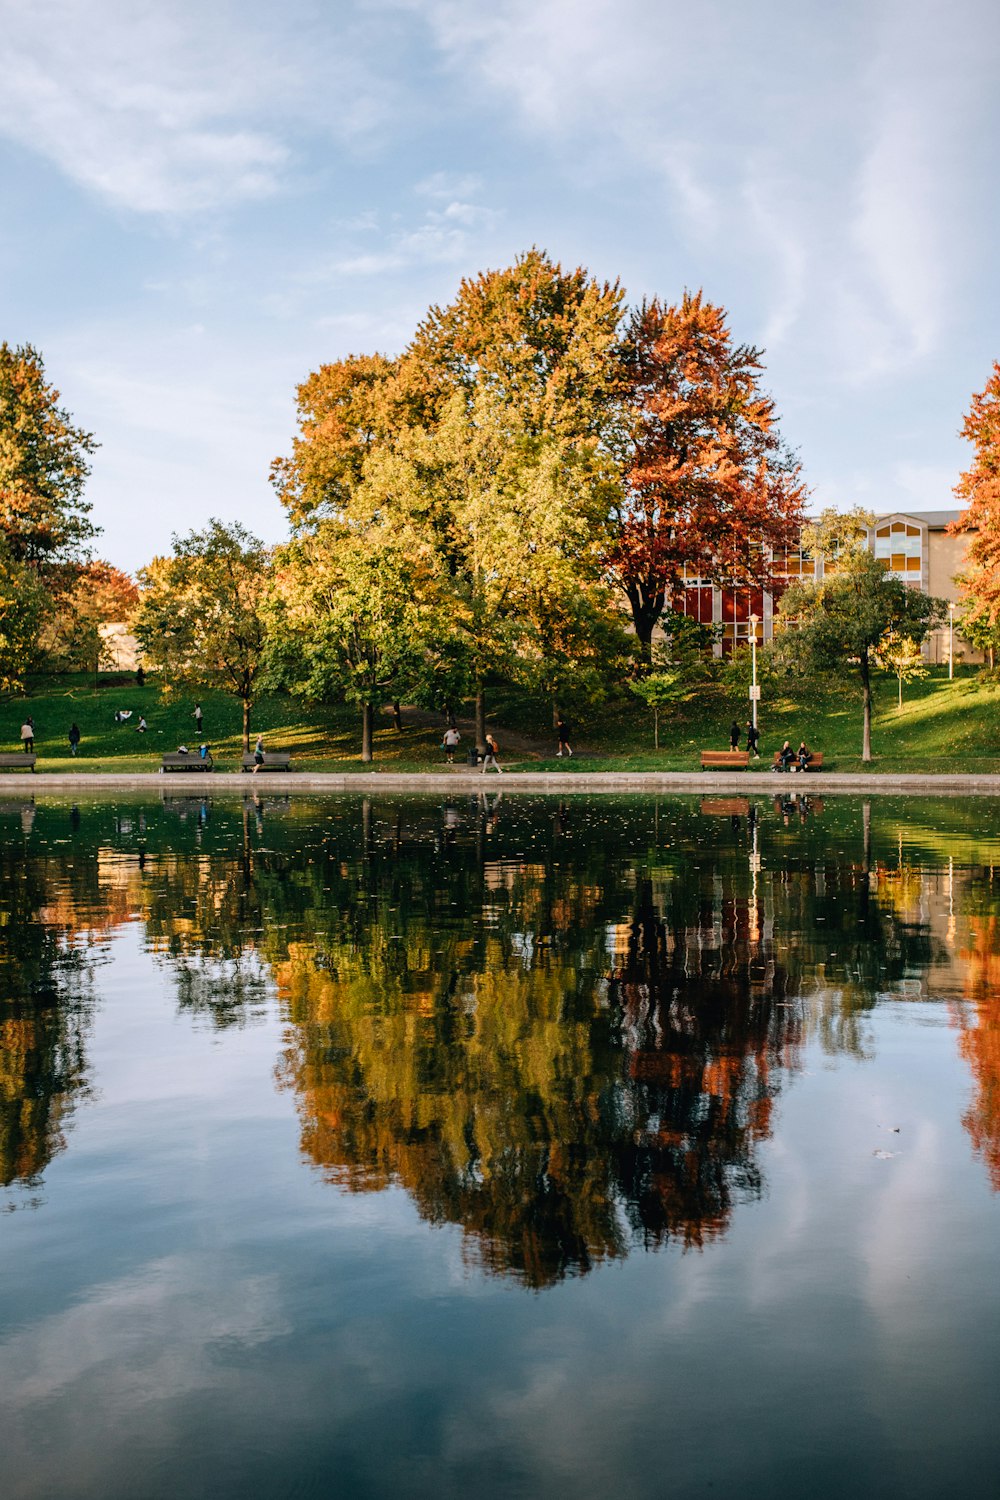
[
  {"left": 749, "top": 612, "right": 760, "bottom": 730},
  {"left": 948, "top": 601, "right": 956, "bottom": 680}
]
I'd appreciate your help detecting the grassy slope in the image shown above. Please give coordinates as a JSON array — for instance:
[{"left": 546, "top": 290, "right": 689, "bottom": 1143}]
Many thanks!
[{"left": 0, "top": 666, "right": 995, "bottom": 772}]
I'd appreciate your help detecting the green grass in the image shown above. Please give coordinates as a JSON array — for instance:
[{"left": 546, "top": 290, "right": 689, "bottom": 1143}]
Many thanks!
[{"left": 1, "top": 666, "right": 997, "bottom": 773}]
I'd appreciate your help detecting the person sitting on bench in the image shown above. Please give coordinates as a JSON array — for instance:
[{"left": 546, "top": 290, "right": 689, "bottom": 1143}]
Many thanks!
[
  {"left": 777, "top": 740, "right": 795, "bottom": 771},
  {"left": 796, "top": 741, "right": 812, "bottom": 772}
]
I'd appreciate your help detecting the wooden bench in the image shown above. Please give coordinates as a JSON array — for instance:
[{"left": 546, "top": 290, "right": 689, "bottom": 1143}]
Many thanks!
[
  {"left": 161, "top": 752, "right": 214, "bottom": 772},
  {"left": 700, "top": 750, "right": 750, "bottom": 771},
  {"left": 0, "top": 753, "right": 36, "bottom": 772},
  {"left": 701, "top": 797, "right": 751, "bottom": 816},
  {"left": 241, "top": 751, "right": 293, "bottom": 772},
  {"left": 773, "top": 751, "right": 824, "bottom": 772}
]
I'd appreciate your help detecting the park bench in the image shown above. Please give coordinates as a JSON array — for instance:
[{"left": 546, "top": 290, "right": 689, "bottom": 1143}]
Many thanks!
[
  {"left": 0, "top": 753, "right": 36, "bottom": 772},
  {"left": 772, "top": 751, "right": 824, "bottom": 772},
  {"left": 161, "top": 752, "right": 214, "bottom": 772},
  {"left": 700, "top": 750, "right": 750, "bottom": 771},
  {"left": 241, "top": 751, "right": 293, "bottom": 772}
]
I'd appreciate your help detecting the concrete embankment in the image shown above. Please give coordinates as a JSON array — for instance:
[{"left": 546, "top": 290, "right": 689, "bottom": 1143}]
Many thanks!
[{"left": 2, "top": 771, "right": 1000, "bottom": 795}]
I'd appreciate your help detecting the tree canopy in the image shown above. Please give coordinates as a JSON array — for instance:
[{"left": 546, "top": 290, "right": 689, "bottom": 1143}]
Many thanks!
[
  {"left": 0, "top": 343, "right": 98, "bottom": 570},
  {"left": 951, "top": 361, "right": 1000, "bottom": 633},
  {"left": 133, "top": 520, "right": 270, "bottom": 749},
  {"left": 777, "top": 509, "right": 943, "bottom": 760}
]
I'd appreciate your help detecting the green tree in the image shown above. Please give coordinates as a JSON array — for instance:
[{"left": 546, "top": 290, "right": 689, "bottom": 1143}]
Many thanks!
[
  {"left": 0, "top": 543, "right": 50, "bottom": 692},
  {"left": 629, "top": 671, "right": 689, "bottom": 749},
  {"left": 778, "top": 509, "right": 943, "bottom": 760},
  {"left": 133, "top": 520, "right": 270, "bottom": 750},
  {"left": 0, "top": 343, "right": 98, "bottom": 568},
  {"left": 268, "top": 518, "right": 441, "bottom": 762},
  {"left": 878, "top": 630, "right": 929, "bottom": 708}
]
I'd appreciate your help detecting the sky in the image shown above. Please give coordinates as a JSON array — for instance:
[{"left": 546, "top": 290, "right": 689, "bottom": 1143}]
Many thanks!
[{"left": 2, "top": 0, "right": 998, "bottom": 573}]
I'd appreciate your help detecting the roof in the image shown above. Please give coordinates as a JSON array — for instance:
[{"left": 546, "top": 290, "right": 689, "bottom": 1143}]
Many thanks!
[{"left": 873, "top": 509, "right": 963, "bottom": 528}]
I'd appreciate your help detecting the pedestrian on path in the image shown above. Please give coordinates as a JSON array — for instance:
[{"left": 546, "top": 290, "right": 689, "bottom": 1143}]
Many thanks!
[
  {"left": 253, "top": 734, "right": 265, "bottom": 773},
  {"left": 481, "top": 733, "right": 503, "bottom": 774},
  {"left": 729, "top": 720, "right": 741, "bottom": 750},
  {"left": 68, "top": 723, "right": 81, "bottom": 757},
  {"left": 193, "top": 703, "right": 203, "bottom": 735},
  {"left": 746, "top": 720, "right": 760, "bottom": 758},
  {"left": 443, "top": 725, "right": 461, "bottom": 764},
  {"left": 556, "top": 717, "right": 573, "bottom": 757},
  {"left": 20, "top": 718, "right": 34, "bottom": 753}
]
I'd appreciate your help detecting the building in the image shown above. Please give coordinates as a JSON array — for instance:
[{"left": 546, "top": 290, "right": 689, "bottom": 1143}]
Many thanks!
[{"left": 672, "top": 509, "right": 974, "bottom": 664}]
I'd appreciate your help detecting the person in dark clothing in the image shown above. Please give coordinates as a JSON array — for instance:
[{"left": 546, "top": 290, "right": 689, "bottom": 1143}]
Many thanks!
[
  {"left": 729, "top": 720, "right": 741, "bottom": 750},
  {"left": 746, "top": 720, "right": 760, "bottom": 758},
  {"left": 68, "top": 723, "right": 81, "bottom": 757},
  {"left": 556, "top": 718, "right": 573, "bottom": 757},
  {"left": 136, "top": 666, "right": 146, "bottom": 687},
  {"left": 777, "top": 739, "right": 794, "bottom": 771},
  {"left": 796, "top": 741, "right": 812, "bottom": 772}
]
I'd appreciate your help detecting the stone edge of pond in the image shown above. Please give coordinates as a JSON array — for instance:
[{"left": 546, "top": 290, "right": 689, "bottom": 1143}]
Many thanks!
[{"left": 3, "top": 771, "right": 1000, "bottom": 795}]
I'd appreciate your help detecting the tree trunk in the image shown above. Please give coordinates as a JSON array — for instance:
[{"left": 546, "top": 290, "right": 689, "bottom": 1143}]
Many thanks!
[
  {"left": 242, "top": 697, "right": 251, "bottom": 752},
  {"left": 391, "top": 699, "right": 403, "bottom": 732},
  {"left": 654, "top": 706, "right": 659, "bottom": 750},
  {"left": 898, "top": 673, "right": 902, "bottom": 709},
  {"left": 860, "top": 653, "right": 872, "bottom": 762},
  {"left": 445, "top": 702, "right": 457, "bottom": 729},
  {"left": 361, "top": 701, "right": 374, "bottom": 762},
  {"left": 626, "top": 582, "right": 665, "bottom": 668},
  {"left": 475, "top": 687, "right": 486, "bottom": 752}
]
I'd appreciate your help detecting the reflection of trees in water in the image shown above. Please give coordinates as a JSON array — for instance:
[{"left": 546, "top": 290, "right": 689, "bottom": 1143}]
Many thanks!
[
  {"left": 0, "top": 832, "right": 99, "bottom": 1198},
  {"left": 955, "top": 914, "right": 1000, "bottom": 1189},
  {"left": 6, "top": 793, "right": 1000, "bottom": 1238}
]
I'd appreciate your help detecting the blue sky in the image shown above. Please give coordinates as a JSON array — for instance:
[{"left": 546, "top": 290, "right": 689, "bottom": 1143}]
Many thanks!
[{"left": 2, "top": 0, "right": 998, "bottom": 572}]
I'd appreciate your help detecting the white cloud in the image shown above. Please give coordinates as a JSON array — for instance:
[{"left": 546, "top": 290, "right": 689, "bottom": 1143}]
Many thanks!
[{"left": 0, "top": 0, "right": 389, "bottom": 215}]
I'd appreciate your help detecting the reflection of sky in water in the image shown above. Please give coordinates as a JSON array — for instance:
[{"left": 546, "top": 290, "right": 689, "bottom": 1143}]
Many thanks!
[{"left": 1, "top": 795, "right": 1000, "bottom": 1499}]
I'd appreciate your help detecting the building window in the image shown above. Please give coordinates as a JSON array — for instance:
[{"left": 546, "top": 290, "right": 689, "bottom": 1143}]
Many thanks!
[{"left": 873, "top": 521, "right": 922, "bottom": 579}]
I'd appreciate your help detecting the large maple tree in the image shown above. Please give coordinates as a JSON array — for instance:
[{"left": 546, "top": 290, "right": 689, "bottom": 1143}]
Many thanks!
[
  {"left": 606, "top": 293, "right": 806, "bottom": 659},
  {"left": 950, "top": 361, "right": 1000, "bottom": 630}
]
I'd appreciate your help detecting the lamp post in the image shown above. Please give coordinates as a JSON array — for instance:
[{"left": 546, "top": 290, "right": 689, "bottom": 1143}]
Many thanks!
[
  {"left": 948, "top": 601, "right": 955, "bottom": 680},
  {"left": 749, "top": 612, "right": 759, "bottom": 731}
]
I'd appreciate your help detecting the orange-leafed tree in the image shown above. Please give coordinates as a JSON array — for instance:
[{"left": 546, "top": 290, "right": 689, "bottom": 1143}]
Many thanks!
[
  {"left": 606, "top": 294, "right": 806, "bottom": 661},
  {"left": 949, "top": 361, "right": 1000, "bottom": 635}
]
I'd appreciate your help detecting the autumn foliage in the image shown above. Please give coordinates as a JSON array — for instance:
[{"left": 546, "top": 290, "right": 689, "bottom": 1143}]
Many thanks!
[
  {"left": 607, "top": 293, "right": 806, "bottom": 656},
  {"left": 950, "top": 361, "right": 1000, "bottom": 630}
]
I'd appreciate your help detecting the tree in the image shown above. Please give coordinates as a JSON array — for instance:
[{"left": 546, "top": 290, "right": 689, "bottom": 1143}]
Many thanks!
[
  {"left": 629, "top": 672, "right": 689, "bottom": 749},
  {"left": 0, "top": 343, "right": 98, "bottom": 568},
  {"left": 878, "top": 630, "right": 928, "bottom": 708},
  {"left": 0, "top": 543, "right": 50, "bottom": 693},
  {"left": 267, "top": 518, "right": 440, "bottom": 762},
  {"left": 272, "top": 253, "right": 626, "bottom": 750},
  {"left": 777, "top": 509, "right": 943, "bottom": 760},
  {"left": 950, "top": 361, "right": 1000, "bottom": 636},
  {"left": 42, "top": 561, "right": 138, "bottom": 684},
  {"left": 606, "top": 294, "right": 806, "bottom": 661},
  {"left": 133, "top": 521, "right": 270, "bottom": 749}
]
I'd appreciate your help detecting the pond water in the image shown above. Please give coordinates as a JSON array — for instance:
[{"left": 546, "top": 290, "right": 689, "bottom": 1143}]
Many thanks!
[{"left": 2, "top": 791, "right": 1000, "bottom": 1498}]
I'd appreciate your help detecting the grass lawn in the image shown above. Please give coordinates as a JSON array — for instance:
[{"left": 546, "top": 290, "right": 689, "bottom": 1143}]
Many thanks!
[{"left": 0, "top": 666, "right": 996, "bottom": 773}]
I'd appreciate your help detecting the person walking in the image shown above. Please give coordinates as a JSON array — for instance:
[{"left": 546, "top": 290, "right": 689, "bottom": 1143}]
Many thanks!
[
  {"left": 481, "top": 733, "right": 503, "bottom": 774},
  {"left": 556, "top": 717, "right": 573, "bottom": 757},
  {"left": 193, "top": 703, "right": 203, "bottom": 735},
  {"left": 253, "top": 733, "right": 265, "bottom": 773},
  {"left": 20, "top": 718, "right": 34, "bottom": 753},
  {"left": 443, "top": 725, "right": 461, "bottom": 764},
  {"left": 746, "top": 720, "right": 760, "bottom": 758},
  {"left": 68, "top": 723, "right": 81, "bottom": 757},
  {"left": 729, "top": 719, "right": 741, "bottom": 751}
]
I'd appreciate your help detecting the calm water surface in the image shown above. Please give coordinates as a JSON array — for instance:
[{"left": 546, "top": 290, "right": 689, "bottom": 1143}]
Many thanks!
[{"left": 2, "top": 792, "right": 1000, "bottom": 1498}]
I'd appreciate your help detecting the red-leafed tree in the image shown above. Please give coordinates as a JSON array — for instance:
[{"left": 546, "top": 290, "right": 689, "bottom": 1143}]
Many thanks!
[
  {"left": 606, "top": 293, "right": 806, "bottom": 661},
  {"left": 950, "top": 361, "right": 1000, "bottom": 634}
]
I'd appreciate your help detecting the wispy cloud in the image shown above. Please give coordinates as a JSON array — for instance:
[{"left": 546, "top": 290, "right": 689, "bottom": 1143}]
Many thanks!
[{"left": 0, "top": 0, "right": 388, "bottom": 215}]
